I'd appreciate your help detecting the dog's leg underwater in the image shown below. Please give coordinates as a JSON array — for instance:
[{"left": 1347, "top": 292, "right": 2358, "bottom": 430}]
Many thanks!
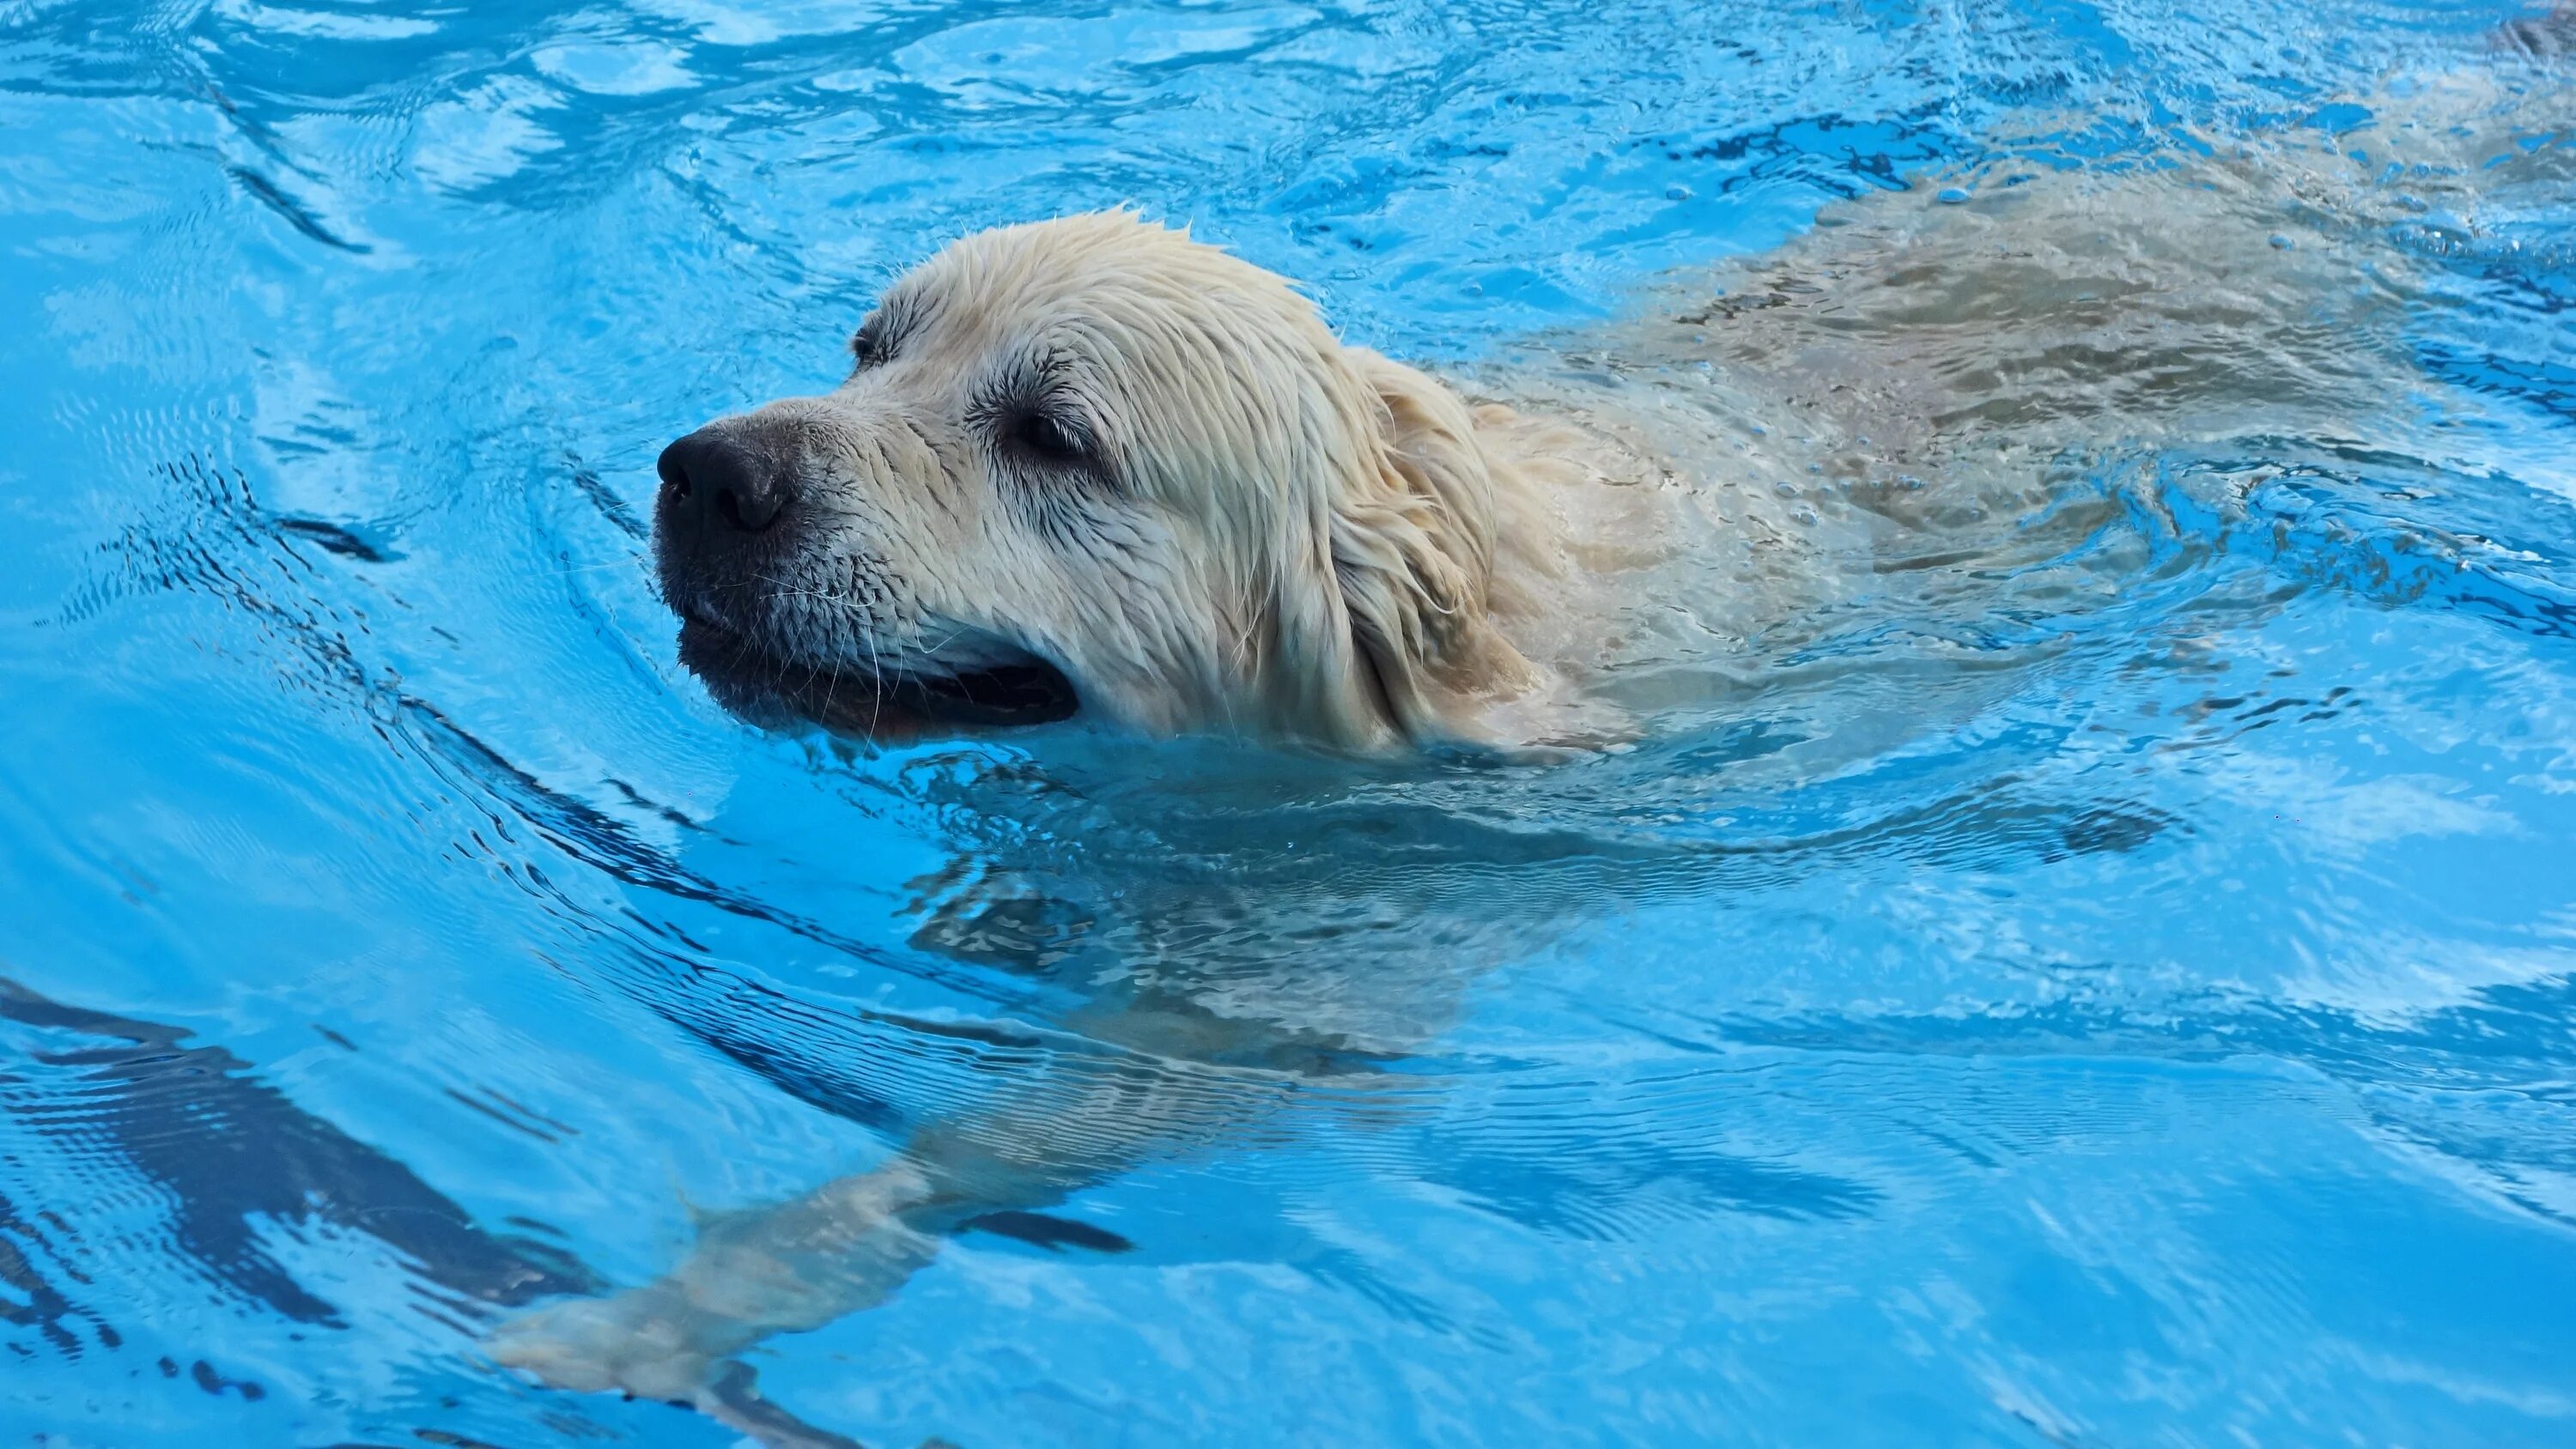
[{"left": 486, "top": 1003, "right": 1323, "bottom": 1416}]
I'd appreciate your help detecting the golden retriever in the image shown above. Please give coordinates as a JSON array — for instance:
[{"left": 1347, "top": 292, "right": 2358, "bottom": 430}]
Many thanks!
[{"left": 494, "top": 39, "right": 2572, "bottom": 1432}]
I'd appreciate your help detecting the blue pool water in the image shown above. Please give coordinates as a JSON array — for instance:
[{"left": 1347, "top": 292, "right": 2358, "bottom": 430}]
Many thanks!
[{"left": 7, "top": 1, "right": 2576, "bottom": 1444}]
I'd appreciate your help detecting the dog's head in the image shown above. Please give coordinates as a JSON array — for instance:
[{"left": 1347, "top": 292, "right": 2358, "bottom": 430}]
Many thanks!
[{"left": 652, "top": 211, "right": 1529, "bottom": 749}]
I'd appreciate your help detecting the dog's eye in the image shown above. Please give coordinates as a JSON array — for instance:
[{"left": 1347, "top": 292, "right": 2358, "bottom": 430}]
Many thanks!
[
  {"left": 1012, "top": 412, "right": 1089, "bottom": 466},
  {"left": 850, "top": 315, "right": 902, "bottom": 367}
]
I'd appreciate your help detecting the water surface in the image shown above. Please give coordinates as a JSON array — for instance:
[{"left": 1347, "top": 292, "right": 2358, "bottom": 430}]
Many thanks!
[{"left": 4, "top": 1, "right": 2575, "bottom": 1445}]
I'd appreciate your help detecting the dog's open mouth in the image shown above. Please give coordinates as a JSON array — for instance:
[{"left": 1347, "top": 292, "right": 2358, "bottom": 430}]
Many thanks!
[{"left": 677, "top": 614, "right": 1079, "bottom": 735}]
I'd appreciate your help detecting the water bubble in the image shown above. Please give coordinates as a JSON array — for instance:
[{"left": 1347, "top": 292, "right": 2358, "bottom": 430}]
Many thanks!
[{"left": 1935, "top": 185, "right": 1972, "bottom": 205}]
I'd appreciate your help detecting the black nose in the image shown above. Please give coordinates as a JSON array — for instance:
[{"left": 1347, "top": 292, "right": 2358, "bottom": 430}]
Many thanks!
[{"left": 657, "top": 428, "right": 795, "bottom": 535}]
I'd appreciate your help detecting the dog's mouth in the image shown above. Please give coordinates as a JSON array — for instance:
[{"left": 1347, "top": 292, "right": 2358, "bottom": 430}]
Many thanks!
[{"left": 676, "top": 612, "right": 1080, "bottom": 736}]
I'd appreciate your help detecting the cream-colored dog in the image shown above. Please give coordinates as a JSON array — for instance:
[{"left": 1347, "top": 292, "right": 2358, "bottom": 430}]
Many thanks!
[{"left": 499, "top": 39, "right": 2571, "bottom": 1434}]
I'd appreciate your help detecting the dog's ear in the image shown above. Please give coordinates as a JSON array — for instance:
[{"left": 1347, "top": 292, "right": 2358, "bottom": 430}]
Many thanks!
[{"left": 1325, "top": 350, "right": 1522, "bottom": 740}]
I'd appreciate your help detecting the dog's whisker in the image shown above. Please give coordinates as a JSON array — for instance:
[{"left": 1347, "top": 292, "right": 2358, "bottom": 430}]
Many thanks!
[{"left": 866, "top": 639, "right": 887, "bottom": 739}]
